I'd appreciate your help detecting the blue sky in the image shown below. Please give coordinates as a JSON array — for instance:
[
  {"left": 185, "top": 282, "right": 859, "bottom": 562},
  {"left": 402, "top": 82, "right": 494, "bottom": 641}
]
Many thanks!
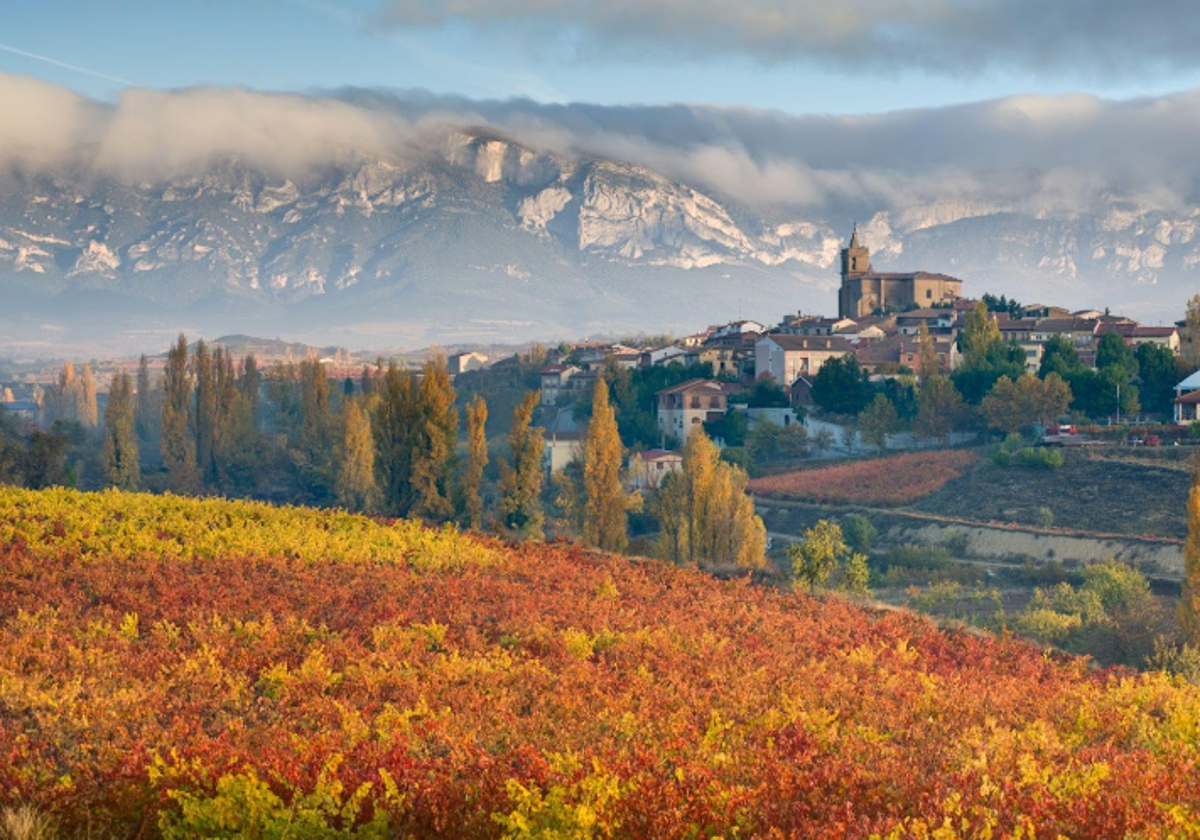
[{"left": 6, "top": 0, "right": 1200, "bottom": 114}]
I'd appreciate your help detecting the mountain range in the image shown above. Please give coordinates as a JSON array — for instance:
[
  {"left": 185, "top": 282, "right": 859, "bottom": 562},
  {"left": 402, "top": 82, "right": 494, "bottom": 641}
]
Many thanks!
[{"left": 1, "top": 129, "right": 1194, "bottom": 356}]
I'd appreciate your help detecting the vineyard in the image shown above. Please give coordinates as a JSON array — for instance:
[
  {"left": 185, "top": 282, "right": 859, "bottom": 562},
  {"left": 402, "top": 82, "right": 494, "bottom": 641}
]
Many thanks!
[
  {"left": 748, "top": 450, "right": 979, "bottom": 506},
  {"left": 2, "top": 487, "right": 1200, "bottom": 837}
]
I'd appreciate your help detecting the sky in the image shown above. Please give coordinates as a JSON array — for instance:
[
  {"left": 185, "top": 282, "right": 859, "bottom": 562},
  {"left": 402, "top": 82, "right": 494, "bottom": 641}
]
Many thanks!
[{"left": 6, "top": 0, "right": 1200, "bottom": 115}]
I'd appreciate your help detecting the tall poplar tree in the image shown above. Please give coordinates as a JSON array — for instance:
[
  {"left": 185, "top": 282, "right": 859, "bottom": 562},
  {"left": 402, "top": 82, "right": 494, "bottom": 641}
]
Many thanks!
[
  {"left": 916, "top": 321, "right": 940, "bottom": 381},
  {"left": 373, "top": 363, "right": 419, "bottom": 516},
  {"left": 101, "top": 371, "right": 139, "bottom": 490},
  {"left": 194, "top": 340, "right": 217, "bottom": 485},
  {"left": 135, "top": 354, "right": 161, "bottom": 449},
  {"left": 78, "top": 363, "right": 99, "bottom": 429},
  {"left": 498, "top": 391, "right": 544, "bottom": 539},
  {"left": 583, "top": 377, "right": 629, "bottom": 552},
  {"left": 336, "top": 398, "right": 379, "bottom": 513},
  {"left": 462, "top": 394, "right": 488, "bottom": 530},
  {"left": 655, "top": 429, "right": 766, "bottom": 569},
  {"left": 161, "top": 333, "right": 197, "bottom": 492},
  {"left": 411, "top": 357, "right": 458, "bottom": 521},
  {"left": 1183, "top": 294, "right": 1200, "bottom": 367}
]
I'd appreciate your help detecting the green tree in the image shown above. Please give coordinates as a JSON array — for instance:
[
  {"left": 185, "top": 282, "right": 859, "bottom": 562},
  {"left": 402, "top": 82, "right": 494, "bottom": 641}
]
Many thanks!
[
  {"left": 498, "top": 391, "right": 545, "bottom": 539},
  {"left": 583, "top": 377, "right": 630, "bottom": 552},
  {"left": 1136, "top": 342, "right": 1182, "bottom": 417},
  {"left": 462, "top": 394, "right": 488, "bottom": 530},
  {"left": 959, "top": 301, "right": 1002, "bottom": 367},
  {"left": 335, "top": 398, "right": 379, "bottom": 513},
  {"left": 194, "top": 339, "right": 218, "bottom": 485},
  {"left": 858, "top": 393, "right": 899, "bottom": 453},
  {"left": 914, "top": 374, "right": 964, "bottom": 445},
  {"left": 101, "top": 371, "right": 139, "bottom": 490},
  {"left": 1038, "top": 335, "right": 1081, "bottom": 378},
  {"left": 789, "top": 519, "right": 868, "bottom": 593},
  {"left": 411, "top": 357, "right": 458, "bottom": 521},
  {"left": 135, "top": 354, "right": 161, "bottom": 450},
  {"left": 1096, "top": 332, "right": 1138, "bottom": 379},
  {"left": 373, "top": 364, "right": 418, "bottom": 516},
  {"left": 843, "top": 514, "right": 878, "bottom": 555},
  {"left": 812, "top": 355, "right": 873, "bottom": 415},
  {"left": 161, "top": 333, "right": 198, "bottom": 492}
]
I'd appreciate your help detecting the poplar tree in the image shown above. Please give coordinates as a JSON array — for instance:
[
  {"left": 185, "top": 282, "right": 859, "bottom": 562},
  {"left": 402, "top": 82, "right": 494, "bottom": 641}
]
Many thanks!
[
  {"left": 336, "top": 398, "right": 379, "bottom": 512},
  {"left": 194, "top": 340, "right": 217, "bottom": 484},
  {"left": 240, "top": 353, "right": 261, "bottom": 430},
  {"left": 161, "top": 333, "right": 198, "bottom": 492},
  {"left": 101, "top": 371, "right": 139, "bottom": 490},
  {"left": 916, "top": 321, "right": 939, "bottom": 380},
  {"left": 135, "top": 354, "right": 161, "bottom": 448},
  {"left": 78, "top": 363, "right": 98, "bottom": 429},
  {"left": 373, "top": 364, "right": 418, "bottom": 516},
  {"left": 959, "top": 301, "right": 1002, "bottom": 367},
  {"left": 48, "top": 361, "right": 79, "bottom": 425},
  {"left": 655, "top": 429, "right": 766, "bottom": 569},
  {"left": 498, "top": 391, "right": 544, "bottom": 539},
  {"left": 462, "top": 394, "right": 488, "bottom": 530},
  {"left": 583, "top": 377, "right": 629, "bottom": 552},
  {"left": 1180, "top": 475, "right": 1200, "bottom": 645},
  {"left": 411, "top": 357, "right": 458, "bottom": 521}
]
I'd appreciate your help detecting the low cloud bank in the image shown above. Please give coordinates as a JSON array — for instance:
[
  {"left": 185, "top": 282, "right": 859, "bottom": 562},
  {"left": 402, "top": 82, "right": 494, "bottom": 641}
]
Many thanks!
[{"left": 4, "top": 72, "right": 1200, "bottom": 216}]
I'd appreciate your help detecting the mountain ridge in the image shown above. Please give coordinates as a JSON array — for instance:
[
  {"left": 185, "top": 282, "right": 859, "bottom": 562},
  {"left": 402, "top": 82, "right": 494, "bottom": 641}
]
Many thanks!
[{"left": 1, "top": 129, "right": 1194, "bottom": 355}]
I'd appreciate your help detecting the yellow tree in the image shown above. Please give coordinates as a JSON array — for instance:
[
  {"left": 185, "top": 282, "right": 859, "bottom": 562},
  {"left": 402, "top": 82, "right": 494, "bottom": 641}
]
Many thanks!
[
  {"left": 462, "top": 394, "right": 488, "bottom": 530},
  {"left": 915, "top": 374, "right": 964, "bottom": 445},
  {"left": 1181, "top": 477, "right": 1200, "bottom": 645},
  {"left": 655, "top": 429, "right": 765, "bottom": 569},
  {"left": 78, "top": 363, "right": 99, "bottom": 429},
  {"left": 1183, "top": 294, "right": 1200, "bottom": 366},
  {"left": 336, "top": 398, "right": 379, "bottom": 513},
  {"left": 960, "top": 301, "right": 1002, "bottom": 367},
  {"left": 916, "top": 321, "right": 940, "bottom": 381},
  {"left": 583, "top": 377, "right": 630, "bottom": 552}
]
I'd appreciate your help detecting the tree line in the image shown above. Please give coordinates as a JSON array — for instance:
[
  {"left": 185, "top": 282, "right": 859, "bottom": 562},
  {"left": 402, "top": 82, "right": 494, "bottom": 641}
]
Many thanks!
[{"left": 0, "top": 336, "right": 767, "bottom": 569}]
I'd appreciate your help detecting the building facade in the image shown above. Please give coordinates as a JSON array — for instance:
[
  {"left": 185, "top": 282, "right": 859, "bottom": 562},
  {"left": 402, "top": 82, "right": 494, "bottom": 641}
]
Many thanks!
[{"left": 837, "top": 227, "right": 963, "bottom": 319}]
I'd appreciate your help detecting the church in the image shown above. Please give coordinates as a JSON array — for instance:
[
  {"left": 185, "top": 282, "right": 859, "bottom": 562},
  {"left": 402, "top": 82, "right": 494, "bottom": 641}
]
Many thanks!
[{"left": 837, "top": 226, "right": 963, "bottom": 319}]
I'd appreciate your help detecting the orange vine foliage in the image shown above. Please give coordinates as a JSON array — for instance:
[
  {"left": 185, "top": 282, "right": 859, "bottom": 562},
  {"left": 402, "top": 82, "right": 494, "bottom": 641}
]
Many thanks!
[
  {"left": 1, "top": 486, "right": 1199, "bottom": 838},
  {"left": 749, "top": 449, "right": 979, "bottom": 506}
]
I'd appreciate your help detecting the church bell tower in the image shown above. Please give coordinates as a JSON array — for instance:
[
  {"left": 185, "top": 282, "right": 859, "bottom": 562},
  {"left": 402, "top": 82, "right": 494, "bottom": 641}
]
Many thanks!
[{"left": 840, "top": 224, "right": 871, "bottom": 280}]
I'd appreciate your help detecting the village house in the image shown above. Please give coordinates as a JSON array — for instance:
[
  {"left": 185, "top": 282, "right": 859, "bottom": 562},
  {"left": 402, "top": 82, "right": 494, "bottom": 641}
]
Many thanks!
[
  {"left": 898, "top": 336, "right": 957, "bottom": 373},
  {"left": 630, "top": 449, "right": 684, "bottom": 490},
  {"left": 641, "top": 346, "right": 689, "bottom": 367},
  {"left": 544, "top": 431, "right": 585, "bottom": 474},
  {"left": 447, "top": 351, "right": 489, "bottom": 374},
  {"left": 539, "top": 364, "right": 581, "bottom": 407},
  {"left": 1095, "top": 323, "right": 1181, "bottom": 353},
  {"left": 656, "top": 379, "right": 738, "bottom": 442},
  {"left": 895, "top": 308, "right": 957, "bottom": 336},
  {"left": 778, "top": 314, "right": 858, "bottom": 336},
  {"left": 1174, "top": 371, "right": 1200, "bottom": 425},
  {"left": 755, "top": 333, "right": 854, "bottom": 387}
]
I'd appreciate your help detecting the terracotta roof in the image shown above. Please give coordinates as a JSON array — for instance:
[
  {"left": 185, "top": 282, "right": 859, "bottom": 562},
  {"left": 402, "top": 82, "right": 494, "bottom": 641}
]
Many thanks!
[
  {"left": 639, "top": 449, "right": 682, "bottom": 462},
  {"left": 656, "top": 378, "right": 739, "bottom": 396},
  {"left": 1035, "top": 318, "right": 1098, "bottom": 333}
]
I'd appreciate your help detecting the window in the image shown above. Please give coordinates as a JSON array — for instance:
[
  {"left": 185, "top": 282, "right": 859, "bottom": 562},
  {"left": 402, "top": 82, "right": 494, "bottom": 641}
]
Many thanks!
[
  {"left": 690, "top": 396, "right": 701, "bottom": 409},
  {"left": 926, "top": 289, "right": 932, "bottom": 299},
  {"left": 710, "top": 396, "right": 720, "bottom": 408},
  {"left": 691, "top": 417, "right": 701, "bottom": 424}
]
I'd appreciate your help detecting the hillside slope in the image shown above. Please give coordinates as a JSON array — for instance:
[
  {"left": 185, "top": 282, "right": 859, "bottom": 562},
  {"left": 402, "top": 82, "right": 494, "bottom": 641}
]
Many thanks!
[{"left": 1, "top": 487, "right": 1199, "bottom": 837}]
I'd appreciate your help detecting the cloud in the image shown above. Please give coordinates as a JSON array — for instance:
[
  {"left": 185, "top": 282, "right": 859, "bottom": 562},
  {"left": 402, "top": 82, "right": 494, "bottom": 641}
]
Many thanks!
[
  {"left": 374, "top": 0, "right": 1200, "bottom": 78},
  {"left": 4, "top": 71, "right": 1200, "bottom": 219}
]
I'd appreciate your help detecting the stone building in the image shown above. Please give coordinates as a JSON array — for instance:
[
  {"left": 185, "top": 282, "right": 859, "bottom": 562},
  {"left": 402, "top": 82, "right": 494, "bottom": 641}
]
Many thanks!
[{"left": 837, "top": 226, "right": 963, "bottom": 319}]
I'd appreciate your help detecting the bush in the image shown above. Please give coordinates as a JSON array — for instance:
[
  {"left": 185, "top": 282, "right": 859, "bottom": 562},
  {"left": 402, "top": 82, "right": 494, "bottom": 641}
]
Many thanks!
[{"left": 842, "top": 514, "right": 878, "bottom": 554}]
